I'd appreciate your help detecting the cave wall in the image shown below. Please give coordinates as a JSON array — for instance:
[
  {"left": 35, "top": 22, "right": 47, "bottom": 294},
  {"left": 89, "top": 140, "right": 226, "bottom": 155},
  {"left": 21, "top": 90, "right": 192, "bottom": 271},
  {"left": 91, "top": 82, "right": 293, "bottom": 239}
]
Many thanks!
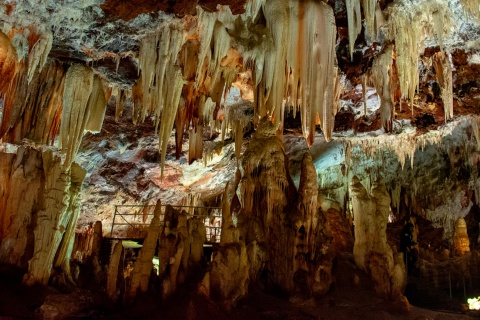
[{"left": 0, "top": 145, "right": 86, "bottom": 285}]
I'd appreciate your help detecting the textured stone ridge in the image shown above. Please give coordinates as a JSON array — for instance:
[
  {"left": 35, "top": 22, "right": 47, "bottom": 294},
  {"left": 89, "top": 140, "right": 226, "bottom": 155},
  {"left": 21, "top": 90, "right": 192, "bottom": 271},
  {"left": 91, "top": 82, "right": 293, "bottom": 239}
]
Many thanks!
[{"left": 100, "top": 0, "right": 247, "bottom": 21}]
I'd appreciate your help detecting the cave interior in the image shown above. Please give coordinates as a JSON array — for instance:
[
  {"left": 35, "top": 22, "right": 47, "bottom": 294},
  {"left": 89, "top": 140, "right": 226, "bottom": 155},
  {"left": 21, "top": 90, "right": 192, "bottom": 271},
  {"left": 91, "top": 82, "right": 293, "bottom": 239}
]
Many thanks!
[{"left": 1, "top": 0, "right": 480, "bottom": 319}]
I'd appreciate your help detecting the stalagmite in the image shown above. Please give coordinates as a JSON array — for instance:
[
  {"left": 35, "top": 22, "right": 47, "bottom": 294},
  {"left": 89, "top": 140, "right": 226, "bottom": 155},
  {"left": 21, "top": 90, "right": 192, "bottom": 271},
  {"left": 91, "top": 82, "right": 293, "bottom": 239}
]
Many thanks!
[
  {"left": 24, "top": 151, "right": 86, "bottom": 286},
  {"left": 296, "top": 152, "right": 318, "bottom": 261},
  {"left": 346, "top": 0, "right": 362, "bottom": 60},
  {"left": 220, "top": 182, "right": 238, "bottom": 245},
  {"left": 27, "top": 33, "right": 52, "bottom": 83},
  {"left": 350, "top": 176, "right": 397, "bottom": 297},
  {"left": 158, "top": 205, "right": 189, "bottom": 300},
  {"left": 432, "top": 52, "right": 453, "bottom": 121},
  {"left": 128, "top": 200, "right": 163, "bottom": 301},
  {"left": 453, "top": 218, "right": 470, "bottom": 256},
  {"left": 52, "top": 163, "right": 86, "bottom": 283},
  {"left": 106, "top": 240, "right": 123, "bottom": 303},
  {"left": 239, "top": 119, "right": 297, "bottom": 294},
  {"left": 188, "top": 216, "right": 206, "bottom": 266},
  {"left": 0, "top": 147, "right": 43, "bottom": 266},
  {"left": 206, "top": 183, "right": 249, "bottom": 309}
]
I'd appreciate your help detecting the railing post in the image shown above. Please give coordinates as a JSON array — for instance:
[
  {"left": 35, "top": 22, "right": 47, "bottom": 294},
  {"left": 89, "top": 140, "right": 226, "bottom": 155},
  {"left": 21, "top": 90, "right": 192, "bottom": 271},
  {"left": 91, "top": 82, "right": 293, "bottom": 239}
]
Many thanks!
[{"left": 110, "top": 206, "right": 117, "bottom": 237}]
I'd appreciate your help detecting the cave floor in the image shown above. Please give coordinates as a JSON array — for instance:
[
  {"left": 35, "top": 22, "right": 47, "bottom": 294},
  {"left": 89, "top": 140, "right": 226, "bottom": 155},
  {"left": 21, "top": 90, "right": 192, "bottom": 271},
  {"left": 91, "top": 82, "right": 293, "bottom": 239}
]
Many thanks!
[{"left": 0, "top": 265, "right": 476, "bottom": 320}]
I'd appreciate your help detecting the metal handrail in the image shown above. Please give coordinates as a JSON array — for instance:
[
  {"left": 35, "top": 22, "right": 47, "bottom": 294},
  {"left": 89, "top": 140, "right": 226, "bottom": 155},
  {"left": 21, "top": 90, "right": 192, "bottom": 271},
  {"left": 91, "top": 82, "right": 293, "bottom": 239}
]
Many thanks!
[{"left": 109, "top": 204, "right": 223, "bottom": 242}]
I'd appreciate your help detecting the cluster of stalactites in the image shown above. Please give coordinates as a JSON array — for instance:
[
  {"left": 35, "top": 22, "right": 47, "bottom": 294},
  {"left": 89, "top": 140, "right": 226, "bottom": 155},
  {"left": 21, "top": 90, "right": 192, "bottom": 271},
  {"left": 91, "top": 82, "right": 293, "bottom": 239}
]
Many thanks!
[
  {"left": 346, "top": 0, "right": 362, "bottom": 60},
  {"left": 346, "top": 0, "right": 385, "bottom": 59},
  {"left": 132, "top": 0, "right": 339, "bottom": 177},
  {"left": 0, "top": 31, "right": 66, "bottom": 146},
  {"left": 459, "top": 0, "right": 480, "bottom": 20},
  {"left": 138, "top": 23, "right": 186, "bottom": 176},
  {"left": 59, "top": 65, "right": 107, "bottom": 169},
  {"left": 387, "top": 0, "right": 451, "bottom": 111},
  {"left": 192, "top": 1, "right": 338, "bottom": 144},
  {"left": 27, "top": 33, "right": 52, "bottom": 83},
  {"left": 259, "top": 1, "right": 338, "bottom": 143}
]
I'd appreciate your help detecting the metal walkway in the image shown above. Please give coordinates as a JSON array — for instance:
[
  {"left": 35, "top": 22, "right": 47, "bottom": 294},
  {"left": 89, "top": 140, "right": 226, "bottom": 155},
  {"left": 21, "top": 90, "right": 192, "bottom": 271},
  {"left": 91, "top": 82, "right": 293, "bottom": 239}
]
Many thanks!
[{"left": 109, "top": 204, "right": 222, "bottom": 243}]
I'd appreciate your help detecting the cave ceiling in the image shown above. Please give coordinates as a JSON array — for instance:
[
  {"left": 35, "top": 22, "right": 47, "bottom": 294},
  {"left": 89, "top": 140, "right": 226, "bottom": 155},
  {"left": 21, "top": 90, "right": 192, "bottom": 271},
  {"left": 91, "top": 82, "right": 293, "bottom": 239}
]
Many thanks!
[{"left": 1, "top": 0, "right": 480, "bottom": 230}]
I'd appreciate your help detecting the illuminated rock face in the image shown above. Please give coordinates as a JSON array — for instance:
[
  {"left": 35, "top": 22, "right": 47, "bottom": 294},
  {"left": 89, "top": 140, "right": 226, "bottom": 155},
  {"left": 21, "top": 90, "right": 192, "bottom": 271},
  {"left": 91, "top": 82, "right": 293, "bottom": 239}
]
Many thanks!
[
  {"left": 350, "top": 176, "right": 403, "bottom": 298},
  {"left": 235, "top": 119, "right": 338, "bottom": 298},
  {"left": 453, "top": 218, "right": 470, "bottom": 256},
  {"left": 0, "top": 146, "right": 85, "bottom": 285},
  {"left": 0, "top": 0, "right": 480, "bottom": 310}
]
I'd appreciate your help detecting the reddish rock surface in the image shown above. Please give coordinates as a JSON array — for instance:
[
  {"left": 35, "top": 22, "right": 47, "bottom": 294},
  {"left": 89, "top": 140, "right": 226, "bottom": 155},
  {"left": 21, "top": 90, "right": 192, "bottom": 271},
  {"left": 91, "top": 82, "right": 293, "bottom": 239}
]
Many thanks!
[{"left": 101, "top": 0, "right": 247, "bottom": 21}]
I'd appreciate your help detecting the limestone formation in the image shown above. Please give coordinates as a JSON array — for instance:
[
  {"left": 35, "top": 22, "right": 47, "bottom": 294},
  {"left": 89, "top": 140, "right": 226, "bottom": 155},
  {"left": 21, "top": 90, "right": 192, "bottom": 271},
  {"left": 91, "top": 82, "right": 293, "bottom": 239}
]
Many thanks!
[
  {"left": 350, "top": 176, "right": 403, "bottom": 298},
  {"left": 453, "top": 218, "right": 470, "bottom": 256},
  {"left": 203, "top": 183, "right": 249, "bottom": 309},
  {"left": 24, "top": 151, "right": 87, "bottom": 286},
  {"left": 128, "top": 200, "right": 163, "bottom": 301},
  {"left": 0, "top": 146, "right": 43, "bottom": 267},
  {"left": 158, "top": 204, "right": 206, "bottom": 300},
  {"left": 106, "top": 240, "right": 123, "bottom": 303}
]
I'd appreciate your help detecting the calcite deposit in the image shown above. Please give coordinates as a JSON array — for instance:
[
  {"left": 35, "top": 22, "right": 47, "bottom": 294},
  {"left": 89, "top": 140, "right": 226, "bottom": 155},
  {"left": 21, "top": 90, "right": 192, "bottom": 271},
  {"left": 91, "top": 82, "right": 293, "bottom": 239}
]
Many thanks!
[{"left": 0, "top": 0, "right": 480, "bottom": 318}]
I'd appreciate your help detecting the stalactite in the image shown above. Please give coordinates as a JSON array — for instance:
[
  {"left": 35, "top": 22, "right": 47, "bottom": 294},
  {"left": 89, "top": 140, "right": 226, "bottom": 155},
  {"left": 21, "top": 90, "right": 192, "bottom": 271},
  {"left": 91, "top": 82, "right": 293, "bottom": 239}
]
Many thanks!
[
  {"left": 0, "top": 60, "right": 28, "bottom": 139},
  {"left": 388, "top": 0, "right": 451, "bottom": 111},
  {"left": 1, "top": 59, "right": 65, "bottom": 144},
  {"left": 362, "top": 74, "right": 368, "bottom": 118},
  {"left": 59, "top": 64, "right": 93, "bottom": 169},
  {"left": 372, "top": 44, "right": 395, "bottom": 132},
  {"left": 459, "top": 0, "right": 480, "bottom": 20},
  {"left": 432, "top": 52, "right": 453, "bottom": 122},
  {"left": 85, "top": 76, "right": 107, "bottom": 133},
  {"left": 175, "top": 98, "right": 187, "bottom": 160},
  {"left": 361, "top": 0, "right": 378, "bottom": 41},
  {"left": 113, "top": 86, "right": 128, "bottom": 123},
  {"left": 188, "top": 124, "right": 204, "bottom": 164},
  {"left": 0, "top": 30, "right": 18, "bottom": 93},
  {"left": 138, "top": 23, "right": 185, "bottom": 177},
  {"left": 241, "top": 1, "right": 337, "bottom": 142},
  {"left": 131, "top": 78, "right": 143, "bottom": 125},
  {"left": 338, "top": 113, "right": 474, "bottom": 174},
  {"left": 346, "top": 0, "right": 362, "bottom": 60},
  {"left": 27, "top": 33, "right": 52, "bottom": 83}
]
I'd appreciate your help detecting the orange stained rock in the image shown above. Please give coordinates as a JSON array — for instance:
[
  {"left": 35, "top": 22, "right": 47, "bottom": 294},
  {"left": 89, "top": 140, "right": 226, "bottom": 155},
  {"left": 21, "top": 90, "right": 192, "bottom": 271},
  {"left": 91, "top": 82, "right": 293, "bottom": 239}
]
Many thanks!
[
  {"left": 0, "top": 31, "right": 17, "bottom": 93},
  {"left": 101, "top": 0, "right": 246, "bottom": 21}
]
